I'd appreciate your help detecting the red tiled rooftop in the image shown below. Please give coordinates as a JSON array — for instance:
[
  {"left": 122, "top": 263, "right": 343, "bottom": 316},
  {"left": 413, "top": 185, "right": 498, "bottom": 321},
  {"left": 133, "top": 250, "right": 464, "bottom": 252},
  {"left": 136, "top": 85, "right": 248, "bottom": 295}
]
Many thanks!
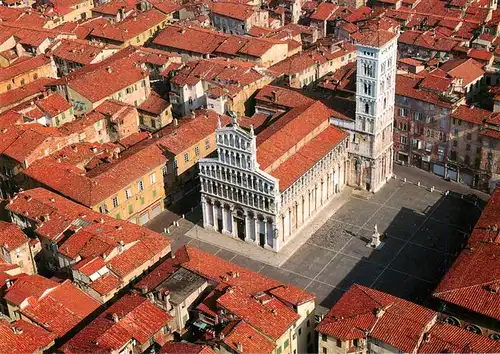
[
  {"left": 61, "top": 293, "right": 172, "bottom": 353},
  {"left": 90, "top": 9, "right": 167, "bottom": 43},
  {"left": 156, "top": 110, "right": 231, "bottom": 155},
  {"left": 418, "top": 321, "right": 500, "bottom": 353},
  {"left": 217, "top": 286, "right": 300, "bottom": 340},
  {"left": 160, "top": 342, "right": 216, "bottom": 354},
  {"left": 34, "top": 93, "right": 72, "bottom": 117},
  {"left": 0, "top": 221, "right": 28, "bottom": 251},
  {"left": 317, "top": 284, "right": 436, "bottom": 352},
  {"left": 440, "top": 58, "right": 485, "bottom": 86},
  {"left": 211, "top": 2, "right": 256, "bottom": 21},
  {"left": 255, "top": 85, "right": 314, "bottom": 109},
  {"left": 433, "top": 188, "right": 500, "bottom": 321},
  {"left": 356, "top": 29, "right": 397, "bottom": 47},
  {"left": 176, "top": 246, "right": 314, "bottom": 306},
  {"left": 0, "top": 318, "right": 56, "bottom": 353},
  {"left": 257, "top": 101, "right": 333, "bottom": 170},
  {"left": 7, "top": 278, "right": 100, "bottom": 337},
  {"left": 0, "top": 55, "right": 52, "bottom": 82},
  {"left": 222, "top": 320, "right": 275, "bottom": 354},
  {"left": 451, "top": 105, "right": 492, "bottom": 125},
  {"left": 138, "top": 91, "right": 170, "bottom": 115},
  {"left": 271, "top": 126, "right": 347, "bottom": 192}
]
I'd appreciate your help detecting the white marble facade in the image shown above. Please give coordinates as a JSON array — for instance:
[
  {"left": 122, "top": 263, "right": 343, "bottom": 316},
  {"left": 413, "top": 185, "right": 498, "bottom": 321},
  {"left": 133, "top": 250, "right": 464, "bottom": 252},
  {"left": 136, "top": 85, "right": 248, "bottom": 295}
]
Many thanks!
[{"left": 199, "top": 119, "right": 348, "bottom": 252}]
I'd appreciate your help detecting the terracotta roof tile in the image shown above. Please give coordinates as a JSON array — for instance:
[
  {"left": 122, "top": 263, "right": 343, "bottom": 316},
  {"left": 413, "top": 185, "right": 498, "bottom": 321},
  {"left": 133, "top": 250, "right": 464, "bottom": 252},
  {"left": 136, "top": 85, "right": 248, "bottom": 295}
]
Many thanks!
[
  {"left": 177, "top": 246, "right": 314, "bottom": 306},
  {"left": 160, "top": 342, "right": 216, "bottom": 354},
  {"left": 418, "top": 322, "right": 500, "bottom": 353},
  {"left": 222, "top": 320, "right": 275, "bottom": 354},
  {"left": 6, "top": 277, "right": 100, "bottom": 337},
  {"left": 257, "top": 101, "right": 333, "bottom": 170},
  {"left": 271, "top": 126, "right": 347, "bottom": 192},
  {"left": 0, "top": 319, "right": 56, "bottom": 353},
  {"left": 211, "top": 2, "right": 256, "bottom": 20},
  {"left": 433, "top": 188, "right": 500, "bottom": 321},
  {"left": 440, "top": 58, "right": 485, "bottom": 86},
  {"left": 61, "top": 293, "right": 172, "bottom": 352},
  {"left": 217, "top": 287, "right": 300, "bottom": 340},
  {"left": 0, "top": 221, "right": 28, "bottom": 251},
  {"left": 451, "top": 105, "right": 492, "bottom": 125},
  {"left": 318, "top": 284, "right": 436, "bottom": 352},
  {"left": 0, "top": 55, "right": 52, "bottom": 82}
]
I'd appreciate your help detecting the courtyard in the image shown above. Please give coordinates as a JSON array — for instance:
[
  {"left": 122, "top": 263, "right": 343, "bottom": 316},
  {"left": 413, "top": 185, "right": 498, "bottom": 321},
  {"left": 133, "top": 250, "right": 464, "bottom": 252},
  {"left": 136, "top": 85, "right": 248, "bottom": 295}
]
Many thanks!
[{"left": 147, "top": 165, "right": 486, "bottom": 314}]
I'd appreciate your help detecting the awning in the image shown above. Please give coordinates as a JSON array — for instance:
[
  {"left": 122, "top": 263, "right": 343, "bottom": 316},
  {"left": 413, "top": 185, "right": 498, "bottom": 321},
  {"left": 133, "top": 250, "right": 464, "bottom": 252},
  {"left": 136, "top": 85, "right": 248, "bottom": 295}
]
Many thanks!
[{"left": 193, "top": 321, "right": 210, "bottom": 330}]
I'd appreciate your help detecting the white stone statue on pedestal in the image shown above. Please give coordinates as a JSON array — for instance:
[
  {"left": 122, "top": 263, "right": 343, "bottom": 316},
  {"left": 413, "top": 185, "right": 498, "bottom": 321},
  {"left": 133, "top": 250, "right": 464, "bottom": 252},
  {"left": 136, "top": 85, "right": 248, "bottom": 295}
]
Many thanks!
[{"left": 367, "top": 224, "right": 384, "bottom": 249}]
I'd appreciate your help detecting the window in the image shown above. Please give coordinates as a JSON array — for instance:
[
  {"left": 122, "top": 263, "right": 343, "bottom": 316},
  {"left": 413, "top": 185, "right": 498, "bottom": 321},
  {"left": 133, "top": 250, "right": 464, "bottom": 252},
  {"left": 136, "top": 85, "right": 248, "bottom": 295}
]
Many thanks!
[
  {"left": 323, "top": 348, "right": 327, "bottom": 354},
  {"left": 99, "top": 203, "right": 108, "bottom": 213},
  {"left": 299, "top": 328, "right": 302, "bottom": 336},
  {"left": 140, "top": 196, "right": 145, "bottom": 205},
  {"left": 364, "top": 102, "right": 370, "bottom": 114},
  {"left": 284, "top": 339, "right": 289, "bottom": 349},
  {"left": 336, "top": 339, "right": 342, "bottom": 348},
  {"left": 398, "top": 108, "right": 408, "bottom": 117},
  {"left": 277, "top": 347, "right": 282, "bottom": 354},
  {"left": 322, "top": 334, "right": 328, "bottom": 342},
  {"left": 152, "top": 189, "right": 157, "bottom": 198},
  {"left": 149, "top": 173, "right": 156, "bottom": 184},
  {"left": 414, "top": 112, "right": 424, "bottom": 121},
  {"left": 400, "top": 136, "right": 408, "bottom": 144},
  {"left": 307, "top": 319, "right": 310, "bottom": 327},
  {"left": 466, "top": 133, "right": 472, "bottom": 140},
  {"left": 136, "top": 36, "right": 140, "bottom": 43},
  {"left": 453, "top": 140, "right": 458, "bottom": 147},
  {"left": 184, "top": 152, "right": 189, "bottom": 162},
  {"left": 195, "top": 146, "right": 200, "bottom": 156},
  {"left": 205, "top": 138, "right": 210, "bottom": 149},
  {"left": 116, "top": 213, "right": 120, "bottom": 219},
  {"left": 476, "top": 146, "right": 481, "bottom": 154},
  {"left": 138, "top": 180, "right": 144, "bottom": 191},
  {"left": 112, "top": 196, "right": 119, "bottom": 208},
  {"left": 128, "top": 204, "right": 133, "bottom": 215},
  {"left": 20, "top": 78, "right": 25, "bottom": 85},
  {"left": 125, "top": 188, "right": 132, "bottom": 199},
  {"left": 162, "top": 166, "right": 167, "bottom": 175},
  {"left": 466, "top": 144, "right": 471, "bottom": 151}
]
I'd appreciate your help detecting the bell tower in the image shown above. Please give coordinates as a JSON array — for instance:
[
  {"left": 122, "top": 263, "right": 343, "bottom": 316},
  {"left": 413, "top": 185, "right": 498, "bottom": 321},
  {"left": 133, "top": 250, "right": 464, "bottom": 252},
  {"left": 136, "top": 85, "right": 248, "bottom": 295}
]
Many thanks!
[{"left": 350, "top": 29, "right": 398, "bottom": 192}]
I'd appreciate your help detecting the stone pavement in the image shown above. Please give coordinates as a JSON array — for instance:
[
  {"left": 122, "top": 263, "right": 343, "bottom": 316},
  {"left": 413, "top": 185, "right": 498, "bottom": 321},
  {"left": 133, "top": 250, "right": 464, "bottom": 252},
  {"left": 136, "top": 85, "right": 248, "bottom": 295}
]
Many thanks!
[{"left": 147, "top": 165, "right": 485, "bottom": 314}]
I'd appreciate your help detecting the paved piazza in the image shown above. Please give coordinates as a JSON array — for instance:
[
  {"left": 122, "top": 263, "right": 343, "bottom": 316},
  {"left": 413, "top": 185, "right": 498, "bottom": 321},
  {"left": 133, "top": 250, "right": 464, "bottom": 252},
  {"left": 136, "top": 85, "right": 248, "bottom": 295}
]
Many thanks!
[{"left": 147, "top": 165, "right": 486, "bottom": 314}]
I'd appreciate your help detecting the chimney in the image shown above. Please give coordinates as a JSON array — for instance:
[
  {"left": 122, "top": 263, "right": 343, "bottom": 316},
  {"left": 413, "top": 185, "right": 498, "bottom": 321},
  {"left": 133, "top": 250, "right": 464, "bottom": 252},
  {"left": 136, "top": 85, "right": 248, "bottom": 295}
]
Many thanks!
[
  {"left": 49, "top": 198, "right": 55, "bottom": 202},
  {"left": 11, "top": 327, "right": 23, "bottom": 335},
  {"left": 271, "top": 91, "right": 276, "bottom": 102},
  {"left": 191, "top": 110, "right": 196, "bottom": 119},
  {"left": 71, "top": 145, "right": 78, "bottom": 152},
  {"left": 106, "top": 66, "right": 113, "bottom": 73},
  {"left": 112, "top": 313, "right": 119, "bottom": 323},
  {"left": 423, "top": 333, "right": 431, "bottom": 343},
  {"left": 174, "top": 118, "right": 178, "bottom": 126},
  {"left": 100, "top": 218, "right": 104, "bottom": 224},
  {"left": 5, "top": 279, "right": 12, "bottom": 288},
  {"left": 237, "top": 342, "right": 243, "bottom": 352}
]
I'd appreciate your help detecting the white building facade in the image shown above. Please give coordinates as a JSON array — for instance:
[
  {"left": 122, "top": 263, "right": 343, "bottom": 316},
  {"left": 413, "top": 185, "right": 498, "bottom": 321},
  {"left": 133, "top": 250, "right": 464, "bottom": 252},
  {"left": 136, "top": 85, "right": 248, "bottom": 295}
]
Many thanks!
[
  {"left": 199, "top": 122, "right": 281, "bottom": 251},
  {"left": 199, "top": 116, "right": 349, "bottom": 252},
  {"left": 332, "top": 30, "right": 398, "bottom": 193}
]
